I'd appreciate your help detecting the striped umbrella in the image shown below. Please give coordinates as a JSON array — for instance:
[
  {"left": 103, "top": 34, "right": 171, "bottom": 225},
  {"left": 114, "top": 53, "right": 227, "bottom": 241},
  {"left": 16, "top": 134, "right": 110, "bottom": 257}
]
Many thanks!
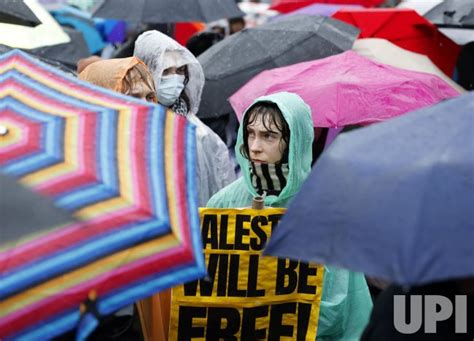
[{"left": 0, "top": 50, "right": 205, "bottom": 340}]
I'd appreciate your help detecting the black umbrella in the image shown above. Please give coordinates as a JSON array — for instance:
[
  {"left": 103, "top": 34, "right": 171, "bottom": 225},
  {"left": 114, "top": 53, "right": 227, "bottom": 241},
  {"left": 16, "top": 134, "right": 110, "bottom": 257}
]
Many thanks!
[
  {"left": 425, "top": 0, "right": 474, "bottom": 28},
  {"left": 0, "top": 28, "right": 89, "bottom": 72},
  {"left": 461, "top": 8, "right": 474, "bottom": 26},
  {"left": 29, "top": 28, "right": 90, "bottom": 70},
  {"left": 0, "top": 173, "right": 74, "bottom": 245},
  {"left": 93, "top": 0, "right": 244, "bottom": 23},
  {"left": 197, "top": 14, "right": 360, "bottom": 118},
  {"left": 0, "top": 44, "right": 77, "bottom": 76},
  {"left": 0, "top": 0, "right": 41, "bottom": 26}
]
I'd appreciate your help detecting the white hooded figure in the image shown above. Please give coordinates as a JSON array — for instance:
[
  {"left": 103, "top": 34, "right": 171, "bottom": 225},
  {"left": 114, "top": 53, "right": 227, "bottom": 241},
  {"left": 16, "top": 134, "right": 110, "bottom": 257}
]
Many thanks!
[{"left": 134, "top": 30, "right": 236, "bottom": 206}]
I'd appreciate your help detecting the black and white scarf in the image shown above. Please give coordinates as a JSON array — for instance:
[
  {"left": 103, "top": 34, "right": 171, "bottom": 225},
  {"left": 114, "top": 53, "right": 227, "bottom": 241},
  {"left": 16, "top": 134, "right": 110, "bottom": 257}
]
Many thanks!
[
  {"left": 250, "top": 162, "right": 289, "bottom": 196},
  {"left": 171, "top": 97, "right": 189, "bottom": 117}
]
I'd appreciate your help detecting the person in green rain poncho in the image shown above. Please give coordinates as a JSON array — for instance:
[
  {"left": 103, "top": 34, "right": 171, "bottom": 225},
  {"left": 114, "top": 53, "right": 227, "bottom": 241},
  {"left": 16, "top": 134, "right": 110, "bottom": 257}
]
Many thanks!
[{"left": 208, "top": 92, "right": 373, "bottom": 340}]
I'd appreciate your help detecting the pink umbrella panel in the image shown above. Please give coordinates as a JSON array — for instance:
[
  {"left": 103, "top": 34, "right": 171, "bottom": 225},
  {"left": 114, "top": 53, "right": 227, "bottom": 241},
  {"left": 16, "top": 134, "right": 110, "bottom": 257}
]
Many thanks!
[{"left": 229, "top": 51, "right": 460, "bottom": 128}]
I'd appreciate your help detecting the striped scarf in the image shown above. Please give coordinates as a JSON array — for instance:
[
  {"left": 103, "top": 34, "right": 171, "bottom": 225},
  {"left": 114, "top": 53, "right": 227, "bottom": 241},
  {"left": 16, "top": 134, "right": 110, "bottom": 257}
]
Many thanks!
[
  {"left": 171, "top": 96, "right": 188, "bottom": 117},
  {"left": 250, "top": 162, "right": 289, "bottom": 196}
]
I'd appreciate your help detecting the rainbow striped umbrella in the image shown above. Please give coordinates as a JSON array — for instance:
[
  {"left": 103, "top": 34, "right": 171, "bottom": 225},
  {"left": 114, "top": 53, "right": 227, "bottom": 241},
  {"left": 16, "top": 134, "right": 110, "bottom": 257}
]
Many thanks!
[{"left": 0, "top": 50, "right": 205, "bottom": 340}]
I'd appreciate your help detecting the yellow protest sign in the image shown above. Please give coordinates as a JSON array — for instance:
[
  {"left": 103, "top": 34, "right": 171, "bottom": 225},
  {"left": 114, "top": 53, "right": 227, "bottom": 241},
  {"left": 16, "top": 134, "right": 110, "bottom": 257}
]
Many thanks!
[{"left": 170, "top": 208, "right": 324, "bottom": 340}]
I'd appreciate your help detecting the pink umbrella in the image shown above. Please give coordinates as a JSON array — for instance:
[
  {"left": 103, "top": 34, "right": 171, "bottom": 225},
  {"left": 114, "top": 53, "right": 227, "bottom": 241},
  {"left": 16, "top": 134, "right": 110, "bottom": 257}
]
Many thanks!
[{"left": 229, "top": 51, "right": 460, "bottom": 127}]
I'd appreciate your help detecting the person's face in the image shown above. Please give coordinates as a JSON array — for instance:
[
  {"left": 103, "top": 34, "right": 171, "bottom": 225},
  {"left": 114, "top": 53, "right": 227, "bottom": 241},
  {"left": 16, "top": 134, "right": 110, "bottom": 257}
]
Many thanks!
[
  {"left": 124, "top": 68, "right": 156, "bottom": 103},
  {"left": 230, "top": 22, "right": 244, "bottom": 34},
  {"left": 162, "top": 65, "right": 187, "bottom": 76},
  {"left": 246, "top": 115, "right": 286, "bottom": 164},
  {"left": 128, "top": 81, "right": 156, "bottom": 102}
]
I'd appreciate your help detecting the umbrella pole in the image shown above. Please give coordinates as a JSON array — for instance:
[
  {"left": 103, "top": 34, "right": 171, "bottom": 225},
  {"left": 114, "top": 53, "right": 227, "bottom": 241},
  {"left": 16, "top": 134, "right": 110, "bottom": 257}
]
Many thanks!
[
  {"left": 151, "top": 293, "right": 167, "bottom": 341},
  {"left": 136, "top": 295, "right": 167, "bottom": 341},
  {"left": 252, "top": 196, "right": 264, "bottom": 210},
  {"left": 158, "top": 289, "right": 171, "bottom": 340}
]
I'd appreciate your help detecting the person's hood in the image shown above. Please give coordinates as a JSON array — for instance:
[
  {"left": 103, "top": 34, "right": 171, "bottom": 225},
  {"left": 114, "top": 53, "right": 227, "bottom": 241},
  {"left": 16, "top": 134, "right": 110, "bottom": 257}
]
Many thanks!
[
  {"left": 133, "top": 30, "right": 205, "bottom": 116},
  {"left": 236, "top": 92, "right": 314, "bottom": 206},
  {"left": 78, "top": 56, "right": 144, "bottom": 92}
]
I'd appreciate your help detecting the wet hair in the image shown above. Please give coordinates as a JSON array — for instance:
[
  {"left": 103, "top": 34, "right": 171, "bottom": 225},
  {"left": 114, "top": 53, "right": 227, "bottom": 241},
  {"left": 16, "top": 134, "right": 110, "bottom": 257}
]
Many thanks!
[
  {"left": 240, "top": 102, "right": 290, "bottom": 163},
  {"left": 457, "top": 41, "right": 474, "bottom": 90},
  {"left": 228, "top": 17, "right": 245, "bottom": 34},
  {"left": 122, "top": 62, "right": 157, "bottom": 102},
  {"left": 181, "top": 65, "right": 191, "bottom": 110}
]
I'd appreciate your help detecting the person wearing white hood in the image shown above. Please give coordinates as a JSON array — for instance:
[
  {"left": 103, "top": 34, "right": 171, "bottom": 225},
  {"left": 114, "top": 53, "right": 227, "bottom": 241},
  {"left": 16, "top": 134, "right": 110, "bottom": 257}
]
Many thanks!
[{"left": 134, "top": 30, "right": 236, "bottom": 206}]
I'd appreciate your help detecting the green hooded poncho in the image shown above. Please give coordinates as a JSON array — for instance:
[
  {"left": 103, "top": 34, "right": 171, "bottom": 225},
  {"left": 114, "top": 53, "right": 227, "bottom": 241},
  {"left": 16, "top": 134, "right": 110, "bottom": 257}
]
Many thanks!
[{"left": 208, "top": 92, "right": 373, "bottom": 340}]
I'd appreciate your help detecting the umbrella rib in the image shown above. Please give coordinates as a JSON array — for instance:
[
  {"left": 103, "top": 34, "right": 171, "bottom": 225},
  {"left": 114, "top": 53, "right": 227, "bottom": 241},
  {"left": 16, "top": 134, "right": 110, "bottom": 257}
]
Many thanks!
[
  {"left": 271, "top": 33, "right": 320, "bottom": 68},
  {"left": 405, "top": 153, "right": 439, "bottom": 285},
  {"left": 250, "top": 33, "right": 279, "bottom": 66},
  {"left": 196, "top": 0, "right": 207, "bottom": 23},
  {"left": 311, "top": 17, "right": 358, "bottom": 53},
  {"left": 370, "top": 12, "right": 399, "bottom": 37},
  {"left": 218, "top": 32, "right": 278, "bottom": 77},
  {"left": 140, "top": 0, "right": 148, "bottom": 23},
  {"left": 307, "top": 23, "right": 344, "bottom": 60}
]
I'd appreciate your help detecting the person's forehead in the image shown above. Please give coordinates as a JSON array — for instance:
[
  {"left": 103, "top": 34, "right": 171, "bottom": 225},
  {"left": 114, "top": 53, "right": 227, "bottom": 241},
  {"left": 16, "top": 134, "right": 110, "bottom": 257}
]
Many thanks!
[
  {"left": 163, "top": 50, "right": 186, "bottom": 69},
  {"left": 247, "top": 115, "right": 280, "bottom": 131},
  {"left": 127, "top": 67, "right": 141, "bottom": 78},
  {"left": 130, "top": 79, "right": 153, "bottom": 93},
  {"left": 128, "top": 68, "right": 151, "bottom": 83}
]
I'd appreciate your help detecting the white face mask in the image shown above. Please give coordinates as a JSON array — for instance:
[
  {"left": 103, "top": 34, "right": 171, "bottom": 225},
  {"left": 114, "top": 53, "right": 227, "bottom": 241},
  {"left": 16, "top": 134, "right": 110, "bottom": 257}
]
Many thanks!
[{"left": 157, "top": 74, "right": 185, "bottom": 106}]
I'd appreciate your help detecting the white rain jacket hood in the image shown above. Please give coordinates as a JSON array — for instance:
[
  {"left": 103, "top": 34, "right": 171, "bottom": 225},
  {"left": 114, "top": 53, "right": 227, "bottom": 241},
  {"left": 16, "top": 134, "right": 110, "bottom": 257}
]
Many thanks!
[
  {"left": 134, "top": 30, "right": 204, "bottom": 116},
  {"left": 134, "top": 30, "right": 235, "bottom": 206}
]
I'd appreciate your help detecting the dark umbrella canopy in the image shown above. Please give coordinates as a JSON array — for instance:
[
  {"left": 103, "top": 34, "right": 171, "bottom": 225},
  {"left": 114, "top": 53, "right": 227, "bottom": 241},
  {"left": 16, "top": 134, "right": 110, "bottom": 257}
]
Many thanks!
[
  {"left": 425, "top": 0, "right": 474, "bottom": 28},
  {"left": 197, "top": 15, "right": 359, "bottom": 118},
  {"left": 0, "top": 0, "right": 41, "bottom": 26},
  {"left": 264, "top": 92, "right": 474, "bottom": 286},
  {"left": 0, "top": 44, "right": 76, "bottom": 76},
  {"left": 463, "top": 8, "right": 474, "bottom": 26},
  {"left": 0, "top": 173, "right": 74, "bottom": 243},
  {"left": 29, "top": 28, "right": 89, "bottom": 69},
  {"left": 94, "top": 0, "right": 244, "bottom": 23}
]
